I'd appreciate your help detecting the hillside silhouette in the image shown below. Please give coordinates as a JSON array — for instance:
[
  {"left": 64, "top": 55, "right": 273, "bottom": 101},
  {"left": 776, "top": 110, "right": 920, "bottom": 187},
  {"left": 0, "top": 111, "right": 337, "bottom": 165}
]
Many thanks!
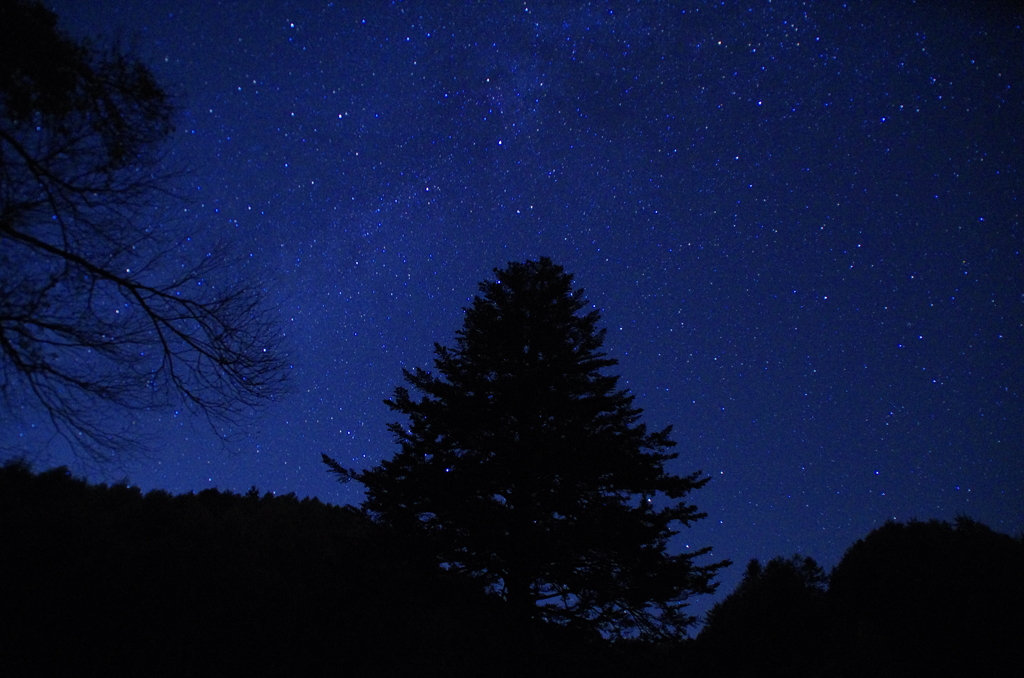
[
  {"left": 0, "top": 462, "right": 660, "bottom": 676},
  {"left": 2, "top": 462, "right": 1021, "bottom": 676}
]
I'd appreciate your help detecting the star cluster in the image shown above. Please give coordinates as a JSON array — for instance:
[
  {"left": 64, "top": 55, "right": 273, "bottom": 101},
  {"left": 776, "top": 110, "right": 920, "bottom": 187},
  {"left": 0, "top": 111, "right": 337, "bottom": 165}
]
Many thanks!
[{"left": 42, "top": 0, "right": 1022, "bottom": 612}]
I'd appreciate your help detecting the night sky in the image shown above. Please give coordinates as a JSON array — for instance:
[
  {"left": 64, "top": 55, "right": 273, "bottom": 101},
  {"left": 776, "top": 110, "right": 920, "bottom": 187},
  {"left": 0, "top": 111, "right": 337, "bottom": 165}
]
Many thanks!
[{"left": 38, "top": 0, "right": 1022, "bottom": 616}]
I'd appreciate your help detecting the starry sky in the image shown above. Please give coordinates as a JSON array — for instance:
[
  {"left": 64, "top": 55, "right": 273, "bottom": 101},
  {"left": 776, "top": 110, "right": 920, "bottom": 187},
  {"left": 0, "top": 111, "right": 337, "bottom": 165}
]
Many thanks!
[{"left": 39, "top": 0, "right": 1022, "bottom": 615}]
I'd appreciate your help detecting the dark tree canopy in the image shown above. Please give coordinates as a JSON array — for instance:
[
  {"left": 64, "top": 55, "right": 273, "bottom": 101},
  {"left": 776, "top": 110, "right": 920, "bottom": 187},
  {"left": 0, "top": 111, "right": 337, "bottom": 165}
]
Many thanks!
[
  {"left": 0, "top": 461, "right": 527, "bottom": 675},
  {"left": 696, "top": 555, "right": 829, "bottom": 675},
  {"left": 702, "top": 555, "right": 827, "bottom": 636},
  {"left": 691, "top": 519, "right": 1024, "bottom": 677},
  {"left": 325, "top": 258, "right": 726, "bottom": 638},
  {"left": 0, "top": 0, "right": 287, "bottom": 464},
  {"left": 827, "top": 517, "right": 1024, "bottom": 676}
]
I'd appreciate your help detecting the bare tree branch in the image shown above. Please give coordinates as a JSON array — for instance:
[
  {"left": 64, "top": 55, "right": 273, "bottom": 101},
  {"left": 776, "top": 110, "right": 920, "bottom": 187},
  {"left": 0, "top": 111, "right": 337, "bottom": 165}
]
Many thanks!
[{"left": 0, "top": 1, "right": 288, "bottom": 465}]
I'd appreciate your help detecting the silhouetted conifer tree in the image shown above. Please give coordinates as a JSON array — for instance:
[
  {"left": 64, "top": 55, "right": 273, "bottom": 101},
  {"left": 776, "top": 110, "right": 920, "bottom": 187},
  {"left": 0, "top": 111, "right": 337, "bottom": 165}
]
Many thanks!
[{"left": 324, "top": 258, "right": 726, "bottom": 639}]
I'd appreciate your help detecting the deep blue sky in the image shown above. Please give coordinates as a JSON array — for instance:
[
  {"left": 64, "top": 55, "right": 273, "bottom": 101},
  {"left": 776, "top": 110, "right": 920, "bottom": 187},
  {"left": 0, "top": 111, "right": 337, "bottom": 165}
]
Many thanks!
[{"left": 38, "top": 0, "right": 1023, "bottom": 617}]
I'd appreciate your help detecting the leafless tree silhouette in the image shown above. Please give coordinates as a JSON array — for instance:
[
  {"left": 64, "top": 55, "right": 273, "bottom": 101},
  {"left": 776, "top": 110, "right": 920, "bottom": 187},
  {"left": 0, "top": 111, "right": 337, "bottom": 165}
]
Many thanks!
[{"left": 1, "top": 0, "right": 288, "bottom": 464}]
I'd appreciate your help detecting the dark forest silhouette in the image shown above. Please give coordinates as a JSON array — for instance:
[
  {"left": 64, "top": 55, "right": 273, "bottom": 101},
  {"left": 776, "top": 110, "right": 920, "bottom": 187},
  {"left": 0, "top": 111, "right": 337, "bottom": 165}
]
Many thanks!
[
  {"left": 0, "top": 461, "right": 510, "bottom": 675},
  {"left": 0, "top": 461, "right": 666, "bottom": 677},
  {"left": 691, "top": 518, "right": 1024, "bottom": 677},
  {"left": 2, "top": 461, "right": 1021, "bottom": 676}
]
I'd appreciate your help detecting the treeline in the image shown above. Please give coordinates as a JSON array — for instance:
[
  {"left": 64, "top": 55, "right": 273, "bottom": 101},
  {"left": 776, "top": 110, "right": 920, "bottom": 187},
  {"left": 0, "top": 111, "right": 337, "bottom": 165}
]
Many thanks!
[
  {"left": 691, "top": 517, "right": 1024, "bottom": 676},
  {"left": 1, "top": 462, "right": 1021, "bottom": 677},
  {"left": 0, "top": 462, "right": 606, "bottom": 677}
]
